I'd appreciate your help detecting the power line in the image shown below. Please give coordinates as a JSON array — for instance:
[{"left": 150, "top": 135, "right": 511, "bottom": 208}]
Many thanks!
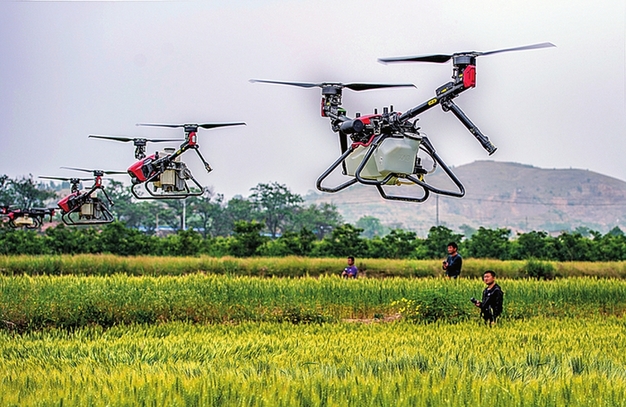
[{"left": 451, "top": 197, "right": 626, "bottom": 207}]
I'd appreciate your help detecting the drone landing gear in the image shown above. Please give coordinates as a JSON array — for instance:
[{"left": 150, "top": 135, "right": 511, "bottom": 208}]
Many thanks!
[
  {"left": 9, "top": 216, "right": 42, "bottom": 229},
  {"left": 61, "top": 198, "right": 114, "bottom": 226},
  {"left": 317, "top": 134, "right": 465, "bottom": 203},
  {"left": 132, "top": 167, "right": 205, "bottom": 200}
]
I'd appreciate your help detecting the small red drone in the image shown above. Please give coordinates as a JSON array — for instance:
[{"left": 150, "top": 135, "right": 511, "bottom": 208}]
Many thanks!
[
  {"left": 90, "top": 122, "right": 245, "bottom": 199},
  {"left": 41, "top": 167, "right": 125, "bottom": 226},
  {"left": 0, "top": 206, "right": 55, "bottom": 229}
]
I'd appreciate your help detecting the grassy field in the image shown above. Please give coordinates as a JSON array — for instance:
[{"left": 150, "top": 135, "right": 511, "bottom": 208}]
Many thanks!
[
  {"left": 1, "top": 254, "right": 626, "bottom": 278},
  {"left": 1, "top": 318, "right": 625, "bottom": 406},
  {"left": 2, "top": 262, "right": 626, "bottom": 406},
  {"left": 1, "top": 275, "right": 626, "bottom": 330}
]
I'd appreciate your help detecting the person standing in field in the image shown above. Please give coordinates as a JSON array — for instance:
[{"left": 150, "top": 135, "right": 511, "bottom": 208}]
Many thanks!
[
  {"left": 341, "top": 256, "right": 358, "bottom": 278},
  {"left": 473, "top": 270, "right": 504, "bottom": 325},
  {"left": 442, "top": 242, "right": 462, "bottom": 278}
]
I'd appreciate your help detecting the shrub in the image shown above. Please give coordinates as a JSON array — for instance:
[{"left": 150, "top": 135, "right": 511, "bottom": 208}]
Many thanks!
[{"left": 524, "top": 258, "right": 556, "bottom": 280}]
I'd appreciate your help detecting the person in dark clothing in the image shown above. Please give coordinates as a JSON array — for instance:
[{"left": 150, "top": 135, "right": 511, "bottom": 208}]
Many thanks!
[
  {"left": 341, "top": 256, "right": 358, "bottom": 278},
  {"left": 442, "top": 242, "right": 462, "bottom": 278},
  {"left": 474, "top": 270, "right": 504, "bottom": 325}
]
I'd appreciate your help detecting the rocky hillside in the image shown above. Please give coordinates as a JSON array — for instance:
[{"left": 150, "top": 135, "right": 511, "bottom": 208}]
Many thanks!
[{"left": 304, "top": 161, "right": 626, "bottom": 236}]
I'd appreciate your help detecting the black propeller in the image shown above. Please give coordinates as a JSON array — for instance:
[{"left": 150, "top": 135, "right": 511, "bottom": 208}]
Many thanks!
[
  {"left": 60, "top": 167, "right": 127, "bottom": 176},
  {"left": 89, "top": 134, "right": 184, "bottom": 144},
  {"left": 249, "top": 79, "right": 415, "bottom": 91},
  {"left": 136, "top": 122, "right": 246, "bottom": 130},
  {"left": 378, "top": 42, "right": 556, "bottom": 64},
  {"left": 40, "top": 176, "right": 91, "bottom": 182}
]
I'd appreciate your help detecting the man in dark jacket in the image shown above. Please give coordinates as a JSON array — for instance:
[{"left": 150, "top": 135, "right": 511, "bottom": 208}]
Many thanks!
[
  {"left": 474, "top": 270, "right": 503, "bottom": 325},
  {"left": 442, "top": 242, "right": 462, "bottom": 278}
]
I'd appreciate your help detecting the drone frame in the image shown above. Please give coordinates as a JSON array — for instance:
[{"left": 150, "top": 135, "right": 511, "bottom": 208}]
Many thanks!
[
  {"left": 1, "top": 206, "right": 56, "bottom": 229},
  {"left": 43, "top": 170, "right": 117, "bottom": 226},
  {"left": 128, "top": 122, "right": 245, "bottom": 200},
  {"left": 252, "top": 42, "right": 554, "bottom": 203}
]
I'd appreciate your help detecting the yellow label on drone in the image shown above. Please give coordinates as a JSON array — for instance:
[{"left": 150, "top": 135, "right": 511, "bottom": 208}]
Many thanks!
[{"left": 428, "top": 98, "right": 437, "bottom": 106}]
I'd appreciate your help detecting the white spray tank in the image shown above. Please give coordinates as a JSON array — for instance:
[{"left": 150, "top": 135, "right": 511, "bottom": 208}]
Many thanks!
[{"left": 345, "top": 134, "right": 421, "bottom": 182}]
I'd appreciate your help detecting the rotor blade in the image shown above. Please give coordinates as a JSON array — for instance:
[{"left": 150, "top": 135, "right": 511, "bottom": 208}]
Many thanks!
[
  {"left": 136, "top": 123, "right": 183, "bottom": 128},
  {"left": 344, "top": 83, "right": 415, "bottom": 91},
  {"left": 379, "top": 42, "right": 556, "bottom": 64},
  {"left": 60, "top": 167, "right": 93, "bottom": 174},
  {"left": 251, "top": 79, "right": 415, "bottom": 91},
  {"left": 249, "top": 79, "right": 321, "bottom": 88},
  {"left": 378, "top": 54, "right": 453, "bottom": 64},
  {"left": 40, "top": 176, "right": 91, "bottom": 182},
  {"left": 60, "top": 167, "right": 127, "bottom": 175},
  {"left": 479, "top": 42, "right": 556, "bottom": 56},
  {"left": 89, "top": 134, "right": 134, "bottom": 143},
  {"left": 137, "top": 123, "right": 246, "bottom": 130},
  {"left": 146, "top": 138, "right": 185, "bottom": 143},
  {"left": 198, "top": 122, "right": 246, "bottom": 129},
  {"left": 90, "top": 134, "right": 184, "bottom": 143}
]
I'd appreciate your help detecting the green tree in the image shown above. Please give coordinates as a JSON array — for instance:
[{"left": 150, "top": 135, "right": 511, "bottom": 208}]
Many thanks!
[
  {"left": 424, "top": 226, "right": 464, "bottom": 259},
  {"left": 250, "top": 182, "right": 304, "bottom": 238},
  {"left": 291, "top": 203, "right": 342, "bottom": 239},
  {"left": 555, "top": 231, "right": 595, "bottom": 261},
  {"left": 382, "top": 229, "right": 420, "bottom": 259},
  {"left": 224, "top": 196, "right": 258, "bottom": 231},
  {"left": 10, "top": 175, "right": 57, "bottom": 208},
  {"left": 0, "top": 226, "right": 48, "bottom": 254},
  {"left": 44, "top": 224, "right": 103, "bottom": 254},
  {"left": 465, "top": 227, "right": 512, "bottom": 259},
  {"left": 258, "top": 227, "right": 317, "bottom": 257},
  {"left": 106, "top": 180, "right": 162, "bottom": 233},
  {"left": 230, "top": 220, "right": 267, "bottom": 257},
  {"left": 159, "top": 229, "right": 204, "bottom": 256},
  {"left": 314, "top": 224, "right": 367, "bottom": 257},
  {"left": 356, "top": 216, "right": 386, "bottom": 239},
  {"left": 187, "top": 192, "right": 229, "bottom": 238},
  {"left": 511, "top": 230, "right": 558, "bottom": 260},
  {"left": 592, "top": 231, "right": 626, "bottom": 261},
  {"left": 99, "top": 221, "right": 156, "bottom": 256},
  {"left": 0, "top": 175, "right": 15, "bottom": 207}
]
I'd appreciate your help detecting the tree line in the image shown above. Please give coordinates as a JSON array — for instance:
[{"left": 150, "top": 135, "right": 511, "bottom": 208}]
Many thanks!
[{"left": 1, "top": 174, "right": 625, "bottom": 260}]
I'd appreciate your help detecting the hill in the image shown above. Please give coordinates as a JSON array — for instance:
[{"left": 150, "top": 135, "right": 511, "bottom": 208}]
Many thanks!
[{"left": 304, "top": 161, "right": 626, "bottom": 236}]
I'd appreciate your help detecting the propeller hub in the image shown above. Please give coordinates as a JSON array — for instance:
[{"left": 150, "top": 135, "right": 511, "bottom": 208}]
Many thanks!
[
  {"left": 453, "top": 55, "right": 476, "bottom": 66},
  {"left": 321, "top": 86, "right": 342, "bottom": 95}
]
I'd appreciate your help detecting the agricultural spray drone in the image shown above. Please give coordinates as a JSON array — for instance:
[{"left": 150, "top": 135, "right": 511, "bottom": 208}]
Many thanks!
[
  {"left": 41, "top": 167, "right": 124, "bottom": 226},
  {"left": 252, "top": 42, "right": 555, "bottom": 202},
  {"left": 90, "top": 122, "right": 245, "bottom": 199}
]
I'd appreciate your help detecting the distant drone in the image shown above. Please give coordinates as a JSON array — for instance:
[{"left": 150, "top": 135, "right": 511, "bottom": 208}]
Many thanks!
[
  {"left": 41, "top": 167, "right": 124, "bottom": 226},
  {"left": 252, "top": 42, "right": 555, "bottom": 202},
  {"left": 0, "top": 206, "right": 55, "bottom": 229},
  {"left": 90, "top": 122, "right": 245, "bottom": 199}
]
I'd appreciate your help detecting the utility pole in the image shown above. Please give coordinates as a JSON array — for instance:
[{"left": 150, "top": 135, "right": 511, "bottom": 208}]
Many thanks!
[
  {"left": 182, "top": 198, "right": 187, "bottom": 230},
  {"left": 436, "top": 195, "right": 439, "bottom": 226}
]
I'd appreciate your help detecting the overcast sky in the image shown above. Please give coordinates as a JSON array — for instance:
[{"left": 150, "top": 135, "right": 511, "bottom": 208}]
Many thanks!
[{"left": 1, "top": 0, "right": 624, "bottom": 199}]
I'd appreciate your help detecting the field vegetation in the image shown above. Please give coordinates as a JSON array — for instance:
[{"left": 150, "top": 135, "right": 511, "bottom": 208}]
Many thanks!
[
  {"left": 1, "top": 318, "right": 625, "bottom": 406},
  {"left": 1, "top": 274, "right": 626, "bottom": 331},
  {"left": 1, "top": 254, "right": 625, "bottom": 406},
  {"left": 1, "top": 254, "right": 626, "bottom": 279}
]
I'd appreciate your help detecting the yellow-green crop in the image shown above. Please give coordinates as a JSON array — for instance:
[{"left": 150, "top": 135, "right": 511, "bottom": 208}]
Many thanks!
[{"left": 1, "top": 318, "right": 625, "bottom": 406}]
